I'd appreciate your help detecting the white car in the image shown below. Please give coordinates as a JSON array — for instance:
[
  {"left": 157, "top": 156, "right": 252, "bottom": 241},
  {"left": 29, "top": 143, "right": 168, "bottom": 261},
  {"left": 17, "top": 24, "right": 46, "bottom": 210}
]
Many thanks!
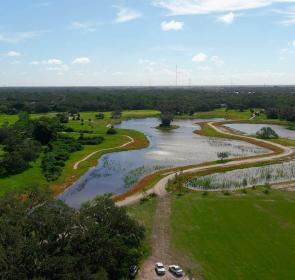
[
  {"left": 169, "top": 265, "right": 184, "bottom": 277},
  {"left": 155, "top": 262, "right": 166, "bottom": 275}
]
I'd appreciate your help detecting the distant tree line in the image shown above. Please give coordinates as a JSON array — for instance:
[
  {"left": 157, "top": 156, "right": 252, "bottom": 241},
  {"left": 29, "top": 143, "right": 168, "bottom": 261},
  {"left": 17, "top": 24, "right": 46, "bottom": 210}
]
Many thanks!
[
  {"left": 0, "top": 189, "right": 144, "bottom": 280},
  {"left": 1, "top": 86, "right": 295, "bottom": 116}
]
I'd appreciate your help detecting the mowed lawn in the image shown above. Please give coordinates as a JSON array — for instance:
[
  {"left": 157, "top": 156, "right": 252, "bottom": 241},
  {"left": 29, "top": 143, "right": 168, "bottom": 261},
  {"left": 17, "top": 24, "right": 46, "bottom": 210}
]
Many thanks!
[
  {"left": 171, "top": 190, "right": 295, "bottom": 280},
  {"left": 127, "top": 197, "right": 157, "bottom": 259},
  {"left": 194, "top": 108, "right": 271, "bottom": 121}
]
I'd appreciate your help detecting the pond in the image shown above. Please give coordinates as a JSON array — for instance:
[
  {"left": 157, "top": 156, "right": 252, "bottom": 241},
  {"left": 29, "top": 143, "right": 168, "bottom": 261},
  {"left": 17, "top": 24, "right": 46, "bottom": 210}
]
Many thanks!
[
  {"left": 187, "top": 160, "right": 295, "bottom": 191},
  {"left": 225, "top": 123, "right": 295, "bottom": 139},
  {"left": 60, "top": 118, "right": 268, "bottom": 207}
]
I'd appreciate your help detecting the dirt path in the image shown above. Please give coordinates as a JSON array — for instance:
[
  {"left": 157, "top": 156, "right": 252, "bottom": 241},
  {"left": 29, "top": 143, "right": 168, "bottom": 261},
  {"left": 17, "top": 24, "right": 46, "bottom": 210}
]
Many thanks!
[
  {"left": 73, "top": 135, "right": 134, "bottom": 170},
  {"left": 117, "top": 121, "right": 294, "bottom": 279},
  {"left": 117, "top": 122, "right": 294, "bottom": 207}
]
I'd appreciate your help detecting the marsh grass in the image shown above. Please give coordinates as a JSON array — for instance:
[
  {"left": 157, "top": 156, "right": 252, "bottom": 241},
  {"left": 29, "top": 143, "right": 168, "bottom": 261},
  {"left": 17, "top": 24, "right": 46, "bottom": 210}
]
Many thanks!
[{"left": 187, "top": 161, "right": 295, "bottom": 191}]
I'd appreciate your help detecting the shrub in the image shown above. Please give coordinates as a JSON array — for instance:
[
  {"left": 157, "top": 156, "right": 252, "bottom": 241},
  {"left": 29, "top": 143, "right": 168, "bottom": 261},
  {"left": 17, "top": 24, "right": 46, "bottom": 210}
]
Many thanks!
[
  {"left": 42, "top": 136, "right": 83, "bottom": 181},
  {"left": 256, "top": 127, "right": 279, "bottom": 139},
  {"left": 95, "top": 112, "right": 105, "bottom": 119},
  {"left": 107, "top": 128, "right": 117, "bottom": 135},
  {"left": 78, "top": 134, "right": 104, "bottom": 145}
]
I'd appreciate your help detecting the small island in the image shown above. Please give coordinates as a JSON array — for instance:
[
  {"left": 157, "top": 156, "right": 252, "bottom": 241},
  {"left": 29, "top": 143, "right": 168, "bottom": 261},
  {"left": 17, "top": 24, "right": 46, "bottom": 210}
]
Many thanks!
[{"left": 155, "top": 111, "right": 179, "bottom": 131}]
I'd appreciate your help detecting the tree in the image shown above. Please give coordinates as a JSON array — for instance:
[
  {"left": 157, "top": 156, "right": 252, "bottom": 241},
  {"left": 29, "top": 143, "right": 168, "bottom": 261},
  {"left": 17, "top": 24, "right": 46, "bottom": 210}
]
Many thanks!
[
  {"left": 0, "top": 192, "right": 144, "bottom": 280},
  {"left": 56, "top": 112, "right": 69, "bottom": 123},
  {"left": 33, "top": 117, "right": 60, "bottom": 144},
  {"left": 95, "top": 113, "right": 105, "bottom": 120},
  {"left": 111, "top": 110, "right": 122, "bottom": 119},
  {"left": 256, "top": 127, "right": 279, "bottom": 139},
  {"left": 107, "top": 128, "right": 117, "bottom": 135},
  {"left": 160, "top": 112, "right": 174, "bottom": 127},
  {"left": 217, "top": 152, "right": 229, "bottom": 162}
]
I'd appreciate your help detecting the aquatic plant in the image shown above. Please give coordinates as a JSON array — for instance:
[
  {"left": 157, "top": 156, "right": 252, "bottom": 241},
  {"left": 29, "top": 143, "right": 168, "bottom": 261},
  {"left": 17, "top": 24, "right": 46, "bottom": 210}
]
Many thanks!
[{"left": 187, "top": 160, "right": 295, "bottom": 191}]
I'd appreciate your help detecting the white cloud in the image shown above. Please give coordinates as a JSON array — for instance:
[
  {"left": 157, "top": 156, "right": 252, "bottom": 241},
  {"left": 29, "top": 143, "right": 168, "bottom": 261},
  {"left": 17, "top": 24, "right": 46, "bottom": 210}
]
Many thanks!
[
  {"left": 115, "top": 7, "right": 142, "bottom": 23},
  {"left": 47, "top": 65, "right": 70, "bottom": 72},
  {"left": 0, "top": 31, "right": 39, "bottom": 44},
  {"left": 72, "top": 57, "right": 91, "bottom": 64},
  {"left": 30, "top": 59, "right": 65, "bottom": 66},
  {"left": 217, "top": 12, "right": 235, "bottom": 24},
  {"left": 30, "top": 58, "right": 70, "bottom": 73},
  {"left": 138, "top": 59, "right": 157, "bottom": 66},
  {"left": 278, "top": 48, "right": 293, "bottom": 60},
  {"left": 211, "top": 55, "right": 224, "bottom": 66},
  {"left": 192, "top": 52, "right": 208, "bottom": 62},
  {"left": 192, "top": 53, "right": 224, "bottom": 66},
  {"left": 70, "top": 21, "right": 97, "bottom": 33},
  {"left": 10, "top": 61, "right": 20, "bottom": 65},
  {"left": 30, "top": 61, "right": 40, "bottom": 65},
  {"left": 7, "top": 51, "right": 21, "bottom": 57},
  {"left": 161, "top": 20, "right": 184, "bottom": 31},
  {"left": 153, "top": 0, "right": 295, "bottom": 15},
  {"left": 46, "top": 59, "right": 63, "bottom": 65},
  {"left": 276, "top": 7, "right": 295, "bottom": 25}
]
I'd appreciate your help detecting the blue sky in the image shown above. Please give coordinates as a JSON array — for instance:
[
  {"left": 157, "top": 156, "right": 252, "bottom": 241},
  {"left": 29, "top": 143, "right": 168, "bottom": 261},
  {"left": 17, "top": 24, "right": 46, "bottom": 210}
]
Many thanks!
[{"left": 1, "top": 0, "right": 295, "bottom": 86}]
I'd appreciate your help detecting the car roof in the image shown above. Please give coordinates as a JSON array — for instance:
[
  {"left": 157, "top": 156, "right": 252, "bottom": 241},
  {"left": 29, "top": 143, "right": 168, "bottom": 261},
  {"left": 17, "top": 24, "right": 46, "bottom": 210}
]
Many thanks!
[
  {"left": 170, "top": 265, "right": 181, "bottom": 269},
  {"left": 156, "top": 262, "right": 164, "bottom": 266}
]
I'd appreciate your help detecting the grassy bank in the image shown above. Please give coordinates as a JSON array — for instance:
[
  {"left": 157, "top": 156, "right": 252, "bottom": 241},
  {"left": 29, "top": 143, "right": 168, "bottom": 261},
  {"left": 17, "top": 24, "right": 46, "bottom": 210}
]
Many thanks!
[
  {"left": 170, "top": 190, "right": 295, "bottom": 280},
  {"left": 0, "top": 110, "right": 153, "bottom": 196},
  {"left": 127, "top": 197, "right": 157, "bottom": 260},
  {"left": 194, "top": 108, "right": 259, "bottom": 120}
]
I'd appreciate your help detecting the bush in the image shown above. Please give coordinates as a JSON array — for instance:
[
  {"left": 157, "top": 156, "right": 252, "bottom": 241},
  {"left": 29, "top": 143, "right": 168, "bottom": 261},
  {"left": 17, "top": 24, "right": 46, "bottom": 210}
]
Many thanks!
[
  {"left": 78, "top": 134, "right": 104, "bottom": 145},
  {"left": 95, "top": 112, "right": 105, "bottom": 119},
  {"left": 107, "top": 128, "right": 117, "bottom": 135},
  {"left": 256, "top": 127, "right": 279, "bottom": 139},
  {"left": 42, "top": 136, "right": 83, "bottom": 181}
]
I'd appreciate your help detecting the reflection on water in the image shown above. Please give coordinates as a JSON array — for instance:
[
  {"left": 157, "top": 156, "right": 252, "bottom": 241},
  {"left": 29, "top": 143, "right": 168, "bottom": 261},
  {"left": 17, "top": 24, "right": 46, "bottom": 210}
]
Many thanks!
[
  {"left": 60, "top": 118, "right": 268, "bottom": 207},
  {"left": 225, "top": 123, "right": 295, "bottom": 140}
]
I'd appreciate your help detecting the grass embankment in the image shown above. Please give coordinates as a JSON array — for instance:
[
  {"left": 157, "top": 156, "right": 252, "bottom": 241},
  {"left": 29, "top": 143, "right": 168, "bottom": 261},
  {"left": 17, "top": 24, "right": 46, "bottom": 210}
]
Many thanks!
[
  {"left": 196, "top": 122, "right": 284, "bottom": 155},
  {"left": 194, "top": 108, "right": 258, "bottom": 120},
  {"left": 0, "top": 110, "right": 153, "bottom": 196},
  {"left": 170, "top": 190, "right": 295, "bottom": 280},
  {"left": 127, "top": 197, "right": 157, "bottom": 260},
  {"left": 115, "top": 120, "right": 294, "bottom": 202}
]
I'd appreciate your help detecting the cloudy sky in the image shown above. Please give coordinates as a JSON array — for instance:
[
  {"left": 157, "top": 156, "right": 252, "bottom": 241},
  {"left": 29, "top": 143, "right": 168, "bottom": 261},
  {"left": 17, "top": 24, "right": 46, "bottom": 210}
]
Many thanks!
[{"left": 1, "top": 0, "right": 295, "bottom": 86}]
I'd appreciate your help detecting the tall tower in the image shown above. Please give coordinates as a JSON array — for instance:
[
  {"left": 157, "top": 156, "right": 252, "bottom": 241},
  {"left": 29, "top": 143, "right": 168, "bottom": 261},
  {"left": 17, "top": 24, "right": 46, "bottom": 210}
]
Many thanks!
[{"left": 176, "top": 65, "right": 178, "bottom": 87}]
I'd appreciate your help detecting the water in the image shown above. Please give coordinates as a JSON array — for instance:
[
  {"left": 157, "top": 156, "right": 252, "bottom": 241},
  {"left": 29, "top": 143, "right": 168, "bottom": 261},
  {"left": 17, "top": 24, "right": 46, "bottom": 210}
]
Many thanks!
[
  {"left": 225, "top": 123, "right": 295, "bottom": 139},
  {"left": 60, "top": 118, "right": 268, "bottom": 207},
  {"left": 187, "top": 160, "right": 295, "bottom": 191}
]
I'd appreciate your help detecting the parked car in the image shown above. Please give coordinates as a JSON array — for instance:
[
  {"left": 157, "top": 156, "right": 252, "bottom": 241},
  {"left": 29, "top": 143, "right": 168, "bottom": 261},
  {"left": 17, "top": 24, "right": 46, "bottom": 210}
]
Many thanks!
[
  {"left": 129, "top": 265, "right": 138, "bottom": 279},
  {"left": 169, "top": 265, "right": 184, "bottom": 277},
  {"left": 155, "top": 262, "right": 166, "bottom": 275}
]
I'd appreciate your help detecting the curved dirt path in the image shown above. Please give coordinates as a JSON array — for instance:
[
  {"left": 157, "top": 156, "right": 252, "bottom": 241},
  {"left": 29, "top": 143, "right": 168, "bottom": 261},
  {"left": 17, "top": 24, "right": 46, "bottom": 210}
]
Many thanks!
[
  {"left": 119, "top": 121, "right": 293, "bottom": 280},
  {"left": 117, "top": 122, "right": 293, "bottom": 206},
  {"left": 73, "top": 135, "right": 134, "bottom": 170}
]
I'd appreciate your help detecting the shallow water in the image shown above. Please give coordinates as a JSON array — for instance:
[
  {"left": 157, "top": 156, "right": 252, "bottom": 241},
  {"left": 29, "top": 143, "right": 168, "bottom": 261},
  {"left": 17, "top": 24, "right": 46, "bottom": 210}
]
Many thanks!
[
  {"left": 225, "top": 123, "right": 295, "bottom": 139},
  {"left": 60, "top": 118, "right": 268, "bottom": 207},
  {"left": 187, "top": 160, "right": 295, "bottom": 191}
]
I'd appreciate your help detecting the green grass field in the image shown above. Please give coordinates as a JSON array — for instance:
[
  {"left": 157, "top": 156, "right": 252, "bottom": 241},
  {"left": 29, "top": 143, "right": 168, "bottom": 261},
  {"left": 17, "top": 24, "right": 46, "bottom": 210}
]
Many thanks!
[
  {"left": 194, "top": 108, "right": 257, "bottom": 120},
  {"left": 127, "top": 197, "right": 157, "bottom": 260},
  {"left": 0, "top": 110, "right": 156, "bottom": 196},
  {"left": 194, "top": 108, "right": 272, "bottom": 120},
  {"left": 170, "top": 190, "right": 295, "bottom": 280}
]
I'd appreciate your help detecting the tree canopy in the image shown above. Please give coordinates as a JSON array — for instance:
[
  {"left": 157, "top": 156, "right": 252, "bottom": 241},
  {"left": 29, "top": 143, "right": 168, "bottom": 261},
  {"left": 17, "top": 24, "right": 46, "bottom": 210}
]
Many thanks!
[{"left": 0, "top": 190, "right": 144, "bottom": 280}]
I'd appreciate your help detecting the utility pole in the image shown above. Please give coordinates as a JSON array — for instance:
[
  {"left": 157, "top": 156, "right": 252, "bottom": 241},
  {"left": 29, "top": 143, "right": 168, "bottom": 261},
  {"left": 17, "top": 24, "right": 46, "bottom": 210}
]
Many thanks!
[{"left": 176, "top": 65, "right": 178, "bottom": 87}]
